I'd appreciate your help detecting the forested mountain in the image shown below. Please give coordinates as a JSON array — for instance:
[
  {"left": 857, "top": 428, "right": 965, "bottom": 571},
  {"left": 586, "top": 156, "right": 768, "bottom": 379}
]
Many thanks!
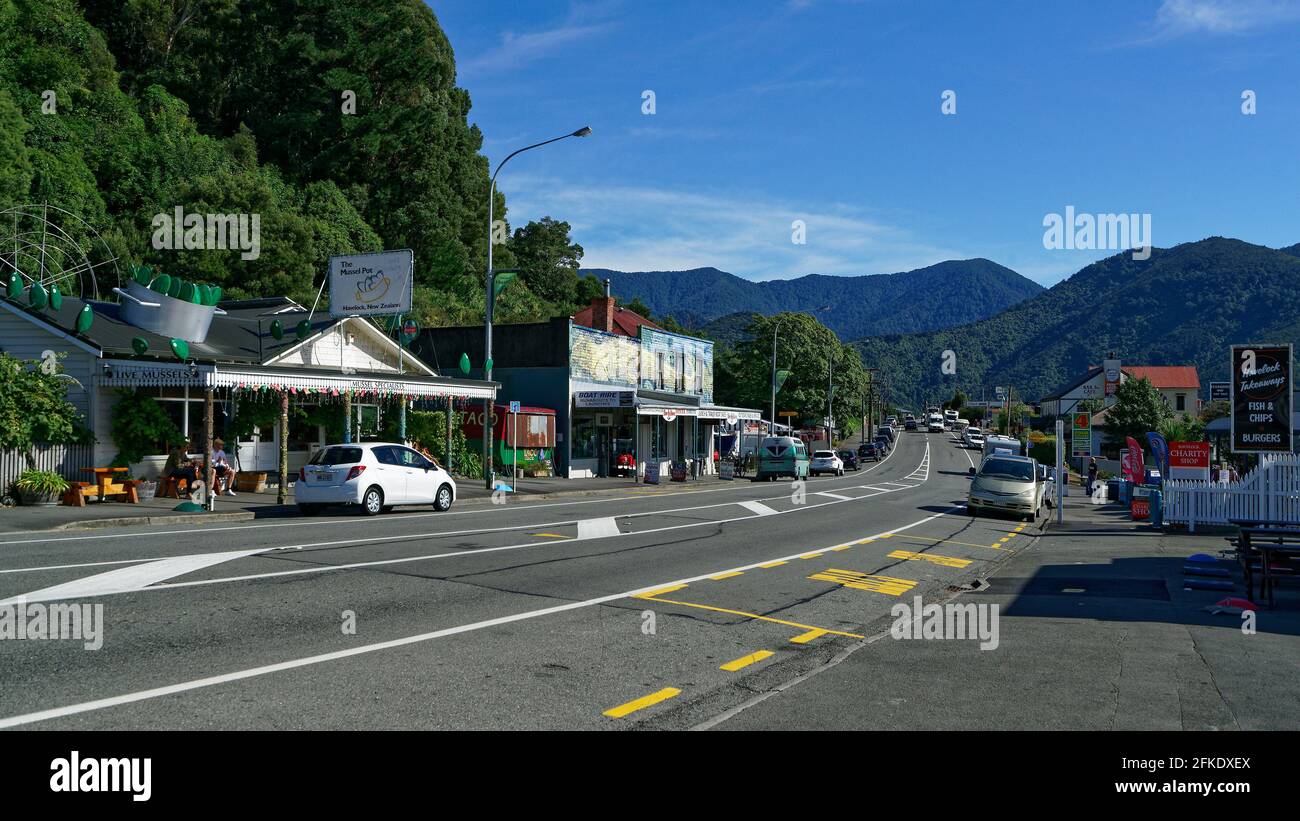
[
  {"left": 850, "top": 238, "right": 1300, "bottom": 409},
  {"left": 583, "top": 258, "right": 1043, "bottom": 339},
  {"left": 1, "top": 0, "right": 592, "bottom": 326}
]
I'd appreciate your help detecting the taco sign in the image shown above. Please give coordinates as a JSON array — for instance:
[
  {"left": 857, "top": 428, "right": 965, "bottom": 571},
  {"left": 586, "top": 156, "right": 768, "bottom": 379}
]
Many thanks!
[{"left": 328, "top": 250, "right": 413, "bottom": 318}]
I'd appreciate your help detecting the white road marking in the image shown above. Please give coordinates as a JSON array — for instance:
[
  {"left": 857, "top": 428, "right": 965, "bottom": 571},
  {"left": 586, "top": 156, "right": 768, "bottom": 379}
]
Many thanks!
[
  {"left": 577, "top": 517, "right": 620, "bottom": 539},
  {"left": 0, "top": 549, "right": 266, "bottom": 606},
  {"left": 1, "top": 451, "right": 929, "bottom": 603},
  {"left": 815, "top": 491, "right": 853, "bottom": 501},
  {"left": 0, "top": 504, "right": 965, "bottom": 730},
  {"left": 738, "top": 500, "right": 778, "bottom": 516}
]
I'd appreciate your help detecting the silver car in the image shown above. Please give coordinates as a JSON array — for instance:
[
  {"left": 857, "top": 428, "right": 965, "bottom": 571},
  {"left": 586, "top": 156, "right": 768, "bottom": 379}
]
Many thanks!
[{"left": 967, "top": 454, "right": 1044, "bottom": 521}]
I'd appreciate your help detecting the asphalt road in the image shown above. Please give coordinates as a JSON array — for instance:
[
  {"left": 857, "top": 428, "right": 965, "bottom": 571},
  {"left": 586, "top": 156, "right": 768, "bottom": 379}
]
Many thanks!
[{"left": 0, "top": 429, "right": 1043, "bottom": 730}]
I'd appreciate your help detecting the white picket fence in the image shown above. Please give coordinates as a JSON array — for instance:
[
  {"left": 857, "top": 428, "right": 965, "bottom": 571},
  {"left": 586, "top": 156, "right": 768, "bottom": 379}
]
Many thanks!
[{"left": 1164, "top": 454, "right": 1300, "bottom": 531}]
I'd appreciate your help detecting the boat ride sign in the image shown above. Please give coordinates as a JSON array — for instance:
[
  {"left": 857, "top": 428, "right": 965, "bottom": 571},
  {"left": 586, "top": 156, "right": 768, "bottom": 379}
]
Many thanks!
[
  {"left": 329, "top": 249, "right": 413, "bottom": 318},
  {"left": 1231, "top": 344, "right": 1293, "bottom": 453}
]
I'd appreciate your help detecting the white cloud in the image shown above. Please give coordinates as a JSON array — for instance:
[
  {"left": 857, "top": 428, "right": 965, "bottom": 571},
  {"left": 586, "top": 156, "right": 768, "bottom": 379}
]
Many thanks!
[
  {"left": 500, "top": 176, "right": 971, "bottom": 280},
  {"left": 461, "top": 22, "right": 611, "bottom": 74},
  {"left": 1152, "top": 0, "right": 1300, "bottom": 35}
]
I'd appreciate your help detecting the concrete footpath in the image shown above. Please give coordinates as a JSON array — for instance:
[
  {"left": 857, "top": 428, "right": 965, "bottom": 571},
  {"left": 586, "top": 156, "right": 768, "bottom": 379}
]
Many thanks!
[
  {"left": 717, "top": 494, "right": 1300, "bottom": 730},
  {"left": 0, "top": 473, "right": 726, "bottom": 534}
]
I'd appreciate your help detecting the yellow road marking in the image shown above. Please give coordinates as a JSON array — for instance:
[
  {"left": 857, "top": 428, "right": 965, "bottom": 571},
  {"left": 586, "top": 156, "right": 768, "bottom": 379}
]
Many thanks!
[
  {"left": 999, "top": 537, "right": 1011, "bottom": 542},
  {"left": 720, "top": 650, "right": 774, "bottom": 671},
  {"left": 893, "top": 534, "right": 1010, "bottom": 551},
  {"left": 799, "top": 552, "right": 824, "bottom": 559},
  {"left": 886, "top": 549, "right": 972, "bottom": 568},
  {"left": 790, "top": 628, "right": 827, "bottom": 644},
  {"left": 603, "top": 687, "right": 681, "bottom": 718},
  {"left": 808, "top": 568, "right": 917, "bottom": 596},
  {"left": 710, "top": 571, "right": 744, "bottom": 581},
  {"left": 879, "top": 533, "right": 893, "bottom": 538},
  {"left": 856, "top": 538, "right": 875, "bottom": 544},
  {"left": 638, "top": 595, "right": 864, "bottom": 639},
  {"left": 531, "top": 532, "right": 569, "bottom": 539},
  {"left": 758, "top": 560, "right": 788, "bottom": 569},
  {"left": 633, "top": 584, "right": 688, "bottom": 599}
]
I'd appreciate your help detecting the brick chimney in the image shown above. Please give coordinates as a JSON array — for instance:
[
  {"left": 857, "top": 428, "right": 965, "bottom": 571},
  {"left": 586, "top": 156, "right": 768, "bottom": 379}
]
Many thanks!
[{"left": 591, "top": 278, "right": 615, "bottom": 333}]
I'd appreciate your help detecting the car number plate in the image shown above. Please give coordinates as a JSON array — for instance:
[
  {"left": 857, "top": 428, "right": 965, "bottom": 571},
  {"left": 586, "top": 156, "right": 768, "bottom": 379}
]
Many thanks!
[{"left": 316, "top": 472, "right": 333, "bottom": 481}]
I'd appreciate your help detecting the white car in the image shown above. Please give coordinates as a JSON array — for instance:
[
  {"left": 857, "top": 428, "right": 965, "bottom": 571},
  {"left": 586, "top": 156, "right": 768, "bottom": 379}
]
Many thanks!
[
  {"left": 810, "top": 450, "right": 844, "bottom": 476},
  {"left": 296, "top": 442, "right": 457, "bottom": 515},
  {"left": 927, "top": 414, "right": 944, "bottom": 433},
  {"left": 963, "top": 428, "right": 985, "bottom": 449}
]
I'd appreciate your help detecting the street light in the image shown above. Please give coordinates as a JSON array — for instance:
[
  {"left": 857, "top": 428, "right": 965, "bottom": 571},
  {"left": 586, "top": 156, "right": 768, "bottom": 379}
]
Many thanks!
[{"left": 484, "top": 126, "right": 591, "bottom": 488}]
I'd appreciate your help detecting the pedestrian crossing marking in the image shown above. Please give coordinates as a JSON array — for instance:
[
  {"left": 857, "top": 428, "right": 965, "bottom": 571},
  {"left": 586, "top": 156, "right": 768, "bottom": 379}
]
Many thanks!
[
  {"left": 886, "top": 549, "right": 972, "bottom": 569},
  {"left": 808, "top": 568, "right": 916, "bottom": 596}
]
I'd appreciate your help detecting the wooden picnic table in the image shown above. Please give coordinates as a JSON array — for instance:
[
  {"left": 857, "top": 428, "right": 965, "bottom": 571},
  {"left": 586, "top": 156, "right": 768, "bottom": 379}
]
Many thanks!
[
  {"left": 1229, "top": 521, "right": 1300, "bottom": 607},
  {"left": 80, "top": 466, "right": 135, "bottom": 503}
]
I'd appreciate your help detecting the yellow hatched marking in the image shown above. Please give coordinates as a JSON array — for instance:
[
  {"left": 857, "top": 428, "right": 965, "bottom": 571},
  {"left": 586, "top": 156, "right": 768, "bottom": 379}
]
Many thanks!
[
  {"left": 758, "top": 560, "right": 788, "bottom": 569},
  {"left": 886, "top": 549, "right": 972, "bottom": 568},
  {"left": 999, "top": 537, "right": 1011, "bottom": 542},
  {"left": 799, "top": 552, "right": 824, "bottom": 559},
  {"left": 894, "top": 534, "right": 1009, "bottom": 551},
  {"left": 633, "top": 584, "right": 688, "bottom": 599},
  {"left": 808, "top": 568, "right": 917, "bottom": 596},
  {"left": 831, "top": 545, "right": 852, "bottom": 552},
  {"left": 710, "top": 571, "right": 744, "bottom": 581},
  {"left": 531, "top": 532, "right": 569, "bottom": 539},
  {"left": 720, "top": 650, "right": 774, "bottom": 672},
  {"left": 790, "top": 628, "right": 827, "bottom": 644},
  {"left": 879, "top": 533, "right": 894, "bottom": 538},
  {"left": 603, "top": 687, "right": 681, "bottom": 718},
  {"left": 638, "top": 595, "right": 864, "bottom": 639},
  {"left": 856, "top": 538, "right": 875, "bottom": 544}
]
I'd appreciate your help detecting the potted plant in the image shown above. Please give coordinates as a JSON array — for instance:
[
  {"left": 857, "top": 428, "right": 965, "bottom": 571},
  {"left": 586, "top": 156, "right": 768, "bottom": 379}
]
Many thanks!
[
  {"left": 15, "top": 469, "right": 70, "bottom": 506},
  {"left": 130, "top": 475, "right": 158, "bottom": 500}
]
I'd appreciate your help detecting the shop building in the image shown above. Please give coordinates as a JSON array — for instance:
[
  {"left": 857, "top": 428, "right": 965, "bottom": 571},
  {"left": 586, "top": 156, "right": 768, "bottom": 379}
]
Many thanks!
[
  {"left": 413, "top": 286, "right": 759, "bottom": 480},
  {"left": 0, "top": 292, "right": 497, "bottom": 481}
]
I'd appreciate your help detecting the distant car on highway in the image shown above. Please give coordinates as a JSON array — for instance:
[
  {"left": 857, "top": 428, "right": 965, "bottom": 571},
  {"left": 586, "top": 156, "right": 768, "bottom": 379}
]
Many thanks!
[
  {"left": 810, "top": 450, "right": 845, "bottom": 477},
  {"left": 943, "top": 409, "right": 958, "bottom": 429},
  {"left": 927, "top": 413, "right": 944, "bottom": 433},
  {"left": 904, "top": 417, "right": 918, "bottom": 431},
  {"left": 297, "top": 442, "right": 456, "bottom": 516},
  {"left": 837, "top": 449, "right": 861, "bottom": 471},
  {"left": 967, "top": 453, "right": 1045, "bottom": 521},
  {"left": 963, "top": 428, "right": 986, "bottom": 449}
]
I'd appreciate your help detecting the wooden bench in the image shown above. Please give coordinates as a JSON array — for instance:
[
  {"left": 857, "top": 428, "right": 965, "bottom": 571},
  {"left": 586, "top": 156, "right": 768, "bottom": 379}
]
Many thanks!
[
  {"left": 1228, "top": 525, "right": 1300, "bottom": 607},
  {"left": 61, "top": 481, "right": 96, "bottom": 507},
  {"left": 161, "top": 476, "right": 192, "bottom": 499}
]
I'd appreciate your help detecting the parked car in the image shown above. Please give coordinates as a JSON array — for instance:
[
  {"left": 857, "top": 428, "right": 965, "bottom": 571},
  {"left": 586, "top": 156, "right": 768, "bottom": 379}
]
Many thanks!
[
  {"left": 810, "top": 450, "right": 844, "bottom": 477},
  {"left": 297, "top": 442, "right": 456, "bottom": 516},
  {"left": 873, "top": 434, "right": 890, "bottom": 455},
  {"left": 753, "top": 436, "right": 810, "bottom": 481},
  {"left": 837, "top": 449, "right": 861, "bottom": 471},
  {"left": 876, "top": 424, "right": 897, "bottom": 444},
  {"left": 858, "top": 441, "right": 883, "bottom": 461},
  {"left": 967, "top": 454, "right": 1044, "bottom": 522}
]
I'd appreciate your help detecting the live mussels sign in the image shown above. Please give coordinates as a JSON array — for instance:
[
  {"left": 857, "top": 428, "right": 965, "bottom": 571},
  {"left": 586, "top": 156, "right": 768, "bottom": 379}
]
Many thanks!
[{"left": 1231, "top": 344, "right": 1293, "bottom": 453}]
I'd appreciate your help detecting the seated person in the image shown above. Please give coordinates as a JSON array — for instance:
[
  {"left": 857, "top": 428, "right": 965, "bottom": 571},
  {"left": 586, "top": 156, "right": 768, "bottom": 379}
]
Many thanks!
[
  {"left": 164, "top": 440, "right": 203, "bottom": 499},
  {"left": 212, "top": 438, "right": 236, "bottom": 496}
]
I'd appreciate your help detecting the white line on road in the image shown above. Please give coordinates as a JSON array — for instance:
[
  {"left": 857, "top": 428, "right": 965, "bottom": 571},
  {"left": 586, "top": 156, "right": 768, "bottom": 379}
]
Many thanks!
[
  {"left": 0, "top": 549, "right": 267, "bottom": 606},
  {"left": 814, "top": 491, "right": 853, "bottom": 501},
  {"left": 0, "top": 502, "right": 964, "bottom": 730},
  {"left": 738, "top": 500, "right": 778, "bottom": 516},
  {"left": 577, "top": 518, "right": 621, "bottom": 539}
]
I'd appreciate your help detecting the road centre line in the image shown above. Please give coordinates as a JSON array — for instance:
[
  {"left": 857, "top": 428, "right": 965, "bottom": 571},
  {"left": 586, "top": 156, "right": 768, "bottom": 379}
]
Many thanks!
[
  {"left": 0, "top": 497, "right": 964, "bottom": 729},
  {"left": 5, "top": 445, "right": 934, "bottom": 601}
]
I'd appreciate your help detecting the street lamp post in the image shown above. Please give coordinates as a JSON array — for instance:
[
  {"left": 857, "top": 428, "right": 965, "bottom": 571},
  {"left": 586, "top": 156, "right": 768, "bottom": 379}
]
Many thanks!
[{"left": 484, "top": 126, "right": 591, "bottom": 489}]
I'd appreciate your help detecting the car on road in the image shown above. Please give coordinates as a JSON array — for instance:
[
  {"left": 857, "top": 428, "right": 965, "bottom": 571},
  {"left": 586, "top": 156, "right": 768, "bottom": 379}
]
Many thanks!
[
  {"left": 982, "top": 434, "right": 1022, "bottom": 458},
  {"left": 873, "top": 434, "right": 890, "bottom": 455},
  {"left": 810, "top": 450, "right": 845, "bottom": 476},
  {"left": 966, "top": 453, "right": 1045, "bottom": 521},
  {"left": 837, "top": 449, "right": 861, "bottom": 470},
  {"left": 927, "top": 413, "right": 944, "bottom": 433},
  {"left": 963, "top": 428, "right": 986, "bottom": 449},
  {"left": 858, "top": 441, "right": 883, "bottom": 461},
  {"left": 875, "top": 424, "right": 897, "bottom": 444},
  {"left": 943, "top": 409, "right": 958, "bottom": 429},
  {"left": 904, "top": 417, "right": 918, "bottom": 430},
  {"left": 297, "top": 442, "right": 456, "bottom": 516}
]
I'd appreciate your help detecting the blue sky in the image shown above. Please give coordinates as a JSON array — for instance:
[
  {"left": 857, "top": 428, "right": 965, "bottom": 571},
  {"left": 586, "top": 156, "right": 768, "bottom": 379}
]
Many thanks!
[{"left": 432, "top": 0, "right": 1300, "bottom": 285}]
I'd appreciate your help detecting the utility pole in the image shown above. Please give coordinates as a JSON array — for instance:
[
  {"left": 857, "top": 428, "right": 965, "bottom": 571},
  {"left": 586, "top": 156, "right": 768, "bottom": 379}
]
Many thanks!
[
  {"left": 826, "top": 352, "right": 834, "bottom": 448},
  {"left": 770, "top": 324, "right": 777, "bottom": 435}
]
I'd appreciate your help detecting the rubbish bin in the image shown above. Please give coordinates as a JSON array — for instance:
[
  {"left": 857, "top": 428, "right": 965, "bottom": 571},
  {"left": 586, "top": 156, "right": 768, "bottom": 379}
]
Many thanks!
[
  {"left": 1148, "top": 487, "right": 1163, "bottom": 528},
  {"left": 1119, "top": 479, "right": 1131, "bottom": 505},
  {"left": 1106, "top": 478, "right": 1119, "bottom": 501}
]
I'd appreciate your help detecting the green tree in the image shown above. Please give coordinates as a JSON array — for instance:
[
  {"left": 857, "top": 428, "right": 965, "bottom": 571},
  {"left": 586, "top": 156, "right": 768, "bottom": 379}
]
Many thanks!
[
  {"left": 508, "top": 217, "right": 584, "bottom": 308},
  {"left": 0, "top": 353, "right": 93, "bottom": 450},
  {"left": 1103, "top": 377, "right": 1173, "bottom": 445}
]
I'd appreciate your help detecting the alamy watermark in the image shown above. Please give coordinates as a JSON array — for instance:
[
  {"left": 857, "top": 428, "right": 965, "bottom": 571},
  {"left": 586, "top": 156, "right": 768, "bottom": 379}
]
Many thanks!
[
  {"left": 890, "top": 595, "right": 999, "bottom": 650},
  {"left": 152, "top": 207, "right": 261, "bottom": 261},
  {"left": 1042, "top": 205, "right": 1151, "bottom": 261},
  {"left": 0, "top": 598, "right": 103, "bottom": 650}
]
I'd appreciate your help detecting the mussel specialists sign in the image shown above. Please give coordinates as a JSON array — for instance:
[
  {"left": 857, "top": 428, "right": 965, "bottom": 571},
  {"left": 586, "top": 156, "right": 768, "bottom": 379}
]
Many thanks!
[{"left": 328, "top": 250, "right": 413, "bottom": 318}]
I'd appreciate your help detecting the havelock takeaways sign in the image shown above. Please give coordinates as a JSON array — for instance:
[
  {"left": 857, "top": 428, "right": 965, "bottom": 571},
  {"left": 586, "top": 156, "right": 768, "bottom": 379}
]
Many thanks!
[
  {"left": 1231, "top": 343, "right": 1293, "bottom": 453},
  {"left": 328, "top": 249, "right": 413, "bottom": 318}
]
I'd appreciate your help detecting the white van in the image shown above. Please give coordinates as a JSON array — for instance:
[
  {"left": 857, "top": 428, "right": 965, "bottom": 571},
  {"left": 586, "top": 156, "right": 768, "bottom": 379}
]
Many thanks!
[{"left": 982, "top": 435, "right": 1022, "bottom": 459}]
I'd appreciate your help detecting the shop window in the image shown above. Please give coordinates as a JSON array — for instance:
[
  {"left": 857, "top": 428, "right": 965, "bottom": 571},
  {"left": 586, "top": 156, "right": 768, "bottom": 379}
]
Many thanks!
[{"left": 572, "top": 417, "right": 598, "bottom": 459}]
